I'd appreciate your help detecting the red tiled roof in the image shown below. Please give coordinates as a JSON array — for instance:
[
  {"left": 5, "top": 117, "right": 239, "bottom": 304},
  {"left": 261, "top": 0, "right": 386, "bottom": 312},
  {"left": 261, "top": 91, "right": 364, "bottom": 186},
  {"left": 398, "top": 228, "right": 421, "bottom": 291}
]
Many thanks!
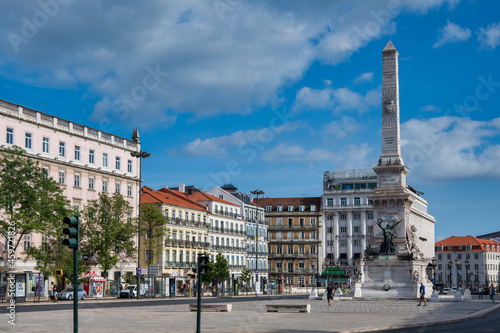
[
  {"left": 141, "top": 187, "right": 208, "bottom": 212},
  {"left": 435, "top": 236, "right": 500, "bottom": 252},
  {"left": 186, "top": 191, "right": 240, "bottom": 207}
]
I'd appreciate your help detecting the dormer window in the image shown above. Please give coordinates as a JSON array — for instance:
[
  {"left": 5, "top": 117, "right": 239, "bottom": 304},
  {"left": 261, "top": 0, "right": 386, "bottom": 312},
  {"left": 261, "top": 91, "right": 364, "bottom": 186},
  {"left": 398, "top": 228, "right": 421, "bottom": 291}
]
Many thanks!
[
  {"left": 277, "top": 205, "right": 282, "bottom": 212},
  {"left": 466, "top": 245, "right": 471, "bottom": 251},
  {"left": 437, "top": 246, "right": 443, "bottom": 252},
  {"left": 288, "top": 205, "right": 293, "bottom": 212},
  {"left": 299, "top": 205, "right": 305, "bottom": 212},
  {"left": 266, "top": 205, "right": 271, "bottom": 212}
]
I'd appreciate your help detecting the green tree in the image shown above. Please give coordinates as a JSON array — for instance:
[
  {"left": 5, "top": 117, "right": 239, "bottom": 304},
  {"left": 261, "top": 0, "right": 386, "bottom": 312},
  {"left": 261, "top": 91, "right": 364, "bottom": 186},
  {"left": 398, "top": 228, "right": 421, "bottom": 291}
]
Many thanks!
[
  {"left": 240, "top": 267, "right": 252, "bottom": 295},
  {"left": 0, "top": 146, "right": 69, "bottom": 255},
  {"left": 80, "top": 192, "right": 137, "bottom": 277},
  {"left": 140, "top": 203, "right": 169, "bottom": 266},
  {"left": 213, "top": 251, "right": 229, "bottom": 281},
  {"left": 200, "top": 251, "right": 214, "bottom": 285}
]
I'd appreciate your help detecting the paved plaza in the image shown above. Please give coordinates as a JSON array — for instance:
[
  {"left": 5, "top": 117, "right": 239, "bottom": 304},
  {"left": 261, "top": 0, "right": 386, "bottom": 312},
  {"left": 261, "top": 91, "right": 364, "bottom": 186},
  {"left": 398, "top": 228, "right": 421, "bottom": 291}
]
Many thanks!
[{"left": 2, "top": 296, "right": 499, "bottom": 332}]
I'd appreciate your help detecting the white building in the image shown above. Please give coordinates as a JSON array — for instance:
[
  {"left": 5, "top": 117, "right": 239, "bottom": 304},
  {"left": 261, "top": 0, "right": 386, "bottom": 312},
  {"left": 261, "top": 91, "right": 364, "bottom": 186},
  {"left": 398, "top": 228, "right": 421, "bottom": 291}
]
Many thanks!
[
  {"left": 187, "top": 191, "right": 246, "bottom": 278},
  {"left": 208, "top": 184, "right": 268, "bottom": 286},
  {"left": 0, "top": 98, "right": 140, "bottom": 283},
  {"left": 322, "top": 168, "right": 377, "bottom": 279},
  {"left": 435, "top": 236, "right": 500, "bottom": 289}
]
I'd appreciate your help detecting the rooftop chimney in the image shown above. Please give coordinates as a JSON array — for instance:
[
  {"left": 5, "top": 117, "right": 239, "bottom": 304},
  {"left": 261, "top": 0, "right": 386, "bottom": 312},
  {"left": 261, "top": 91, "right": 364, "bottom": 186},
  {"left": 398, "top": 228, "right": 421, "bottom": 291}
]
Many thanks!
[{"left": 179, "top": 183, "right": 185, "bottom": 193}]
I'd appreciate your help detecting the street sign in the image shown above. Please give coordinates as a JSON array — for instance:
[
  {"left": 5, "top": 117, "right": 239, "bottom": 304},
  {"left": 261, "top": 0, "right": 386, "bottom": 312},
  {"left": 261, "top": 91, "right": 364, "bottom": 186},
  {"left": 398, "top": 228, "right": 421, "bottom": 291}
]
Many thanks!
[
  {"left": 149, "top": 264, "right": 160, "bottom": 276},
  {"left": 136, "top": 267, "right": 142, "bottom": 276}
]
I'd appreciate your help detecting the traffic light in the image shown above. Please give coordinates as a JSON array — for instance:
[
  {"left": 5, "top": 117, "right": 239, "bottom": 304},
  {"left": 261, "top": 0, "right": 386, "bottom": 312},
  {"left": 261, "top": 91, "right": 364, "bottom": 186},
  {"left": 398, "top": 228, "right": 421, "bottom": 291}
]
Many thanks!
[
  {"left": 62, "top": 216, "right": 79, "bottom": 250},
  {"left": 198, "top": 255, "right": 209, "bottom": 275}
]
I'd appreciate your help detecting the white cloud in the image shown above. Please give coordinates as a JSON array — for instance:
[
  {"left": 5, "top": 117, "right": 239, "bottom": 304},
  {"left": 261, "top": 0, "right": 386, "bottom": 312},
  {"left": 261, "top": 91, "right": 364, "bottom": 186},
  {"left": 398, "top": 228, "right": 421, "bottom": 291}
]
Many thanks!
[
  {"left": 420, "top": 105, "right": 442, "bottom": 112},
  {"left": 478, "top": 22, "right": 500, "bottom": 50},
  {"left": 0, "top": 0, "right": 456, "bottom": 127},
  {"left": 261, "top": 143, "right": 306, "bottom": 162},
  {"left": 293, "top": 86, "right": 380, "bottom": 113},
  {"left": 324, "top": 116, "right": 362, "bottom": 139},
  {"left": 433, "top": 21, "right": 471, "bottom": 48},
  {"left": 354, "top": 72, "right": 374, "bottom": 83},
  {"left": 179, "top": 121, "right": 303, "bottom": 157},
  {"left": 401, "top": 116, "right": 500, "bottom": 181}
]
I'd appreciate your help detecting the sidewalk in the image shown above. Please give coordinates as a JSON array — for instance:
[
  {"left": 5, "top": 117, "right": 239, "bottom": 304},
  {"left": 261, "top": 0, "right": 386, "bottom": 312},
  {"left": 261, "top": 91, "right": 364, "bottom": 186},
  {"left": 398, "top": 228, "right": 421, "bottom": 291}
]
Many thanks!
[{"left": 2, "top": 296, "right": 499, "bottom": 332}]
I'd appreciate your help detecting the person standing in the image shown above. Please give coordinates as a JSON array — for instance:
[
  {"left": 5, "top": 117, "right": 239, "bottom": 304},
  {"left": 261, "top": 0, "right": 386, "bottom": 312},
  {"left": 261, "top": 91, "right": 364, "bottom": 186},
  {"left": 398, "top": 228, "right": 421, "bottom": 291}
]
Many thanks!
[
  {"left": 326, "top": 284, "right": 334, "bottom": 306},
  {"left": 51, "top": 282, "right": 58, "bottom": 302},
  {"left": 490, "top": 284, "right": 496, "bottom": 303},
  {"left": 418, "top": 282, "right": 427, "bottom": 306},
  {"left": 478, "top": 286, "right": 483, "bottom": 299}
]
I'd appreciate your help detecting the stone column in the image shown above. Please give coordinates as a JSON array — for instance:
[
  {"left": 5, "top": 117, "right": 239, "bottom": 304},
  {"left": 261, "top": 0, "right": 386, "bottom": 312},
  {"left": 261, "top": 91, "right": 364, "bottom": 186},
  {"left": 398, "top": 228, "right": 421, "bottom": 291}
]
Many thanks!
[
  {"left": 361, "top": 211, "right": 367, "bottom": 254},
  {"left": 347, "top": 212, "right": 353, "bottom": 262},
  {"left": 333, "top": 214, "right": 339, "bottom": 261}
]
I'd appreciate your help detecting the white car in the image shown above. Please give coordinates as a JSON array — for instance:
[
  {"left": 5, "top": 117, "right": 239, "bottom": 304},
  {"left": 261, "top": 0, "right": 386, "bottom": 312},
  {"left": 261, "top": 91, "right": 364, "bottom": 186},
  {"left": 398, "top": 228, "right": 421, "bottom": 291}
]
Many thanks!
[{"left": 58, "top": 287, "right": 86, "bottom": 300}]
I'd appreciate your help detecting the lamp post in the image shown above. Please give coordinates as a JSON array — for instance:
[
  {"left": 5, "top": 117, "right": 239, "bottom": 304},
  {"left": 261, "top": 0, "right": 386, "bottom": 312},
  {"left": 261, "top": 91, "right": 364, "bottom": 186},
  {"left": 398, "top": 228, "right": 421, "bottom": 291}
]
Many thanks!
[
  {"left": 448, "top": 260, "right": 453, "bottom": 288},
  {"left": 131, "top": 128, "right": 151, "bottom": 300},
  {"left": 336, "top": 260, "right": 341, "bottom": 289},
  {"left": 310, "top": 259, "right": 315, "bottom": 291},
  {"left": 465, "top": 259, "right": 470, "bottom": 290},
  {"left": 431, "top": 258, "right": 437, "bottom": 290},
  {"left": 455, "top": 257, "right": 460, "bottom": 288}
]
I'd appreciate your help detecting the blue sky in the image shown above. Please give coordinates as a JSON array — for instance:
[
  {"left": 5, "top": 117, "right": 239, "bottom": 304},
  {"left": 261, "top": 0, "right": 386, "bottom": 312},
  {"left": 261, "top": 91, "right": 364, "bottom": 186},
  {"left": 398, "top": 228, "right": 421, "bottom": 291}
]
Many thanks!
[{"left": 1, "top": 0, "right": 500, "bottom": 240}]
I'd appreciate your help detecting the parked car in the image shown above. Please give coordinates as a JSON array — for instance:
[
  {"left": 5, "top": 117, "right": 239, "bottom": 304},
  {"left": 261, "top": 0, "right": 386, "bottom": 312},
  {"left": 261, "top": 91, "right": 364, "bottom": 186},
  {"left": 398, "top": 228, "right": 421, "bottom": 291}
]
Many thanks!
[
  {"left": 120, "top": 285, "right": 138, "bottom": 298},
  {"left": 58, "top": 287, "right": 86, "bottom": 300}
]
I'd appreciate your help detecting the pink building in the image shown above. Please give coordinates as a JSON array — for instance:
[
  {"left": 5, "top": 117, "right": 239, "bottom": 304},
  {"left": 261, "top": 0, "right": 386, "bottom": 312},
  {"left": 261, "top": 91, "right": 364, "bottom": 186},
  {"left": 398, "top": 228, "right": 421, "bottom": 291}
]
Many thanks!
[{"left": 0, "top": 98, "right": 141, "bottom": 283}]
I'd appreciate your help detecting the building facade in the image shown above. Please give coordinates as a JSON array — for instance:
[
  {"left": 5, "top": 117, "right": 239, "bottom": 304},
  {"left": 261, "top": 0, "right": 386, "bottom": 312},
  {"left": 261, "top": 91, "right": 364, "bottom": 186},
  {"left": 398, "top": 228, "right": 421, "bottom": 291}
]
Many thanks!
[
  {"left": 208, "top": 184, "right": 268, "bottom": 286},
  {"left": 0, "top": 98, "right": 140, "bottom": 282},
  {"left": 435, "top": 236, "right": 500, "bottom": 289},
  {"left": 187, "top": 191, "right": 246, "bottom": 277},
  {"left": 140, "top": 187, "right": 210, "bottom": 288},
  {"left": 259, "top": 197, "right": 322, "bottom": 288},
  {"left": 322, "top": 168, "right": 376, "bottom": 280}
]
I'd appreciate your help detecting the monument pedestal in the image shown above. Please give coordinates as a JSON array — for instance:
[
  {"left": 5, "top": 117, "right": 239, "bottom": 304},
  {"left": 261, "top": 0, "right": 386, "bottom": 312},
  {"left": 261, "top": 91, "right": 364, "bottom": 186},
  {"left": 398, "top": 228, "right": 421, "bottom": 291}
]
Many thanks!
[{"left": 355, "top": 256, "right": 432, "bottom": 298}]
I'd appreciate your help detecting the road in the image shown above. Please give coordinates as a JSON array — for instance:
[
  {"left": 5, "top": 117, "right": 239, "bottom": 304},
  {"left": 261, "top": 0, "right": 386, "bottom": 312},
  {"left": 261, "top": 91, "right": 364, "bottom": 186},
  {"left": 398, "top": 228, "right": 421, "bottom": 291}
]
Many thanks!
[{"left": 376, "top": 306, "right": 500, "bottom": 333}]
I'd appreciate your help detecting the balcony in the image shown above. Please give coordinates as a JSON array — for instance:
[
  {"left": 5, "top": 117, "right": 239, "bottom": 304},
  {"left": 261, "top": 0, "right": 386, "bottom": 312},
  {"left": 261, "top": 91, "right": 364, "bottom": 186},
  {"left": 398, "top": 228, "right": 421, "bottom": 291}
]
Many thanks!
[{"left": 268, "top": 225, "right": 318, "bottom": 230}]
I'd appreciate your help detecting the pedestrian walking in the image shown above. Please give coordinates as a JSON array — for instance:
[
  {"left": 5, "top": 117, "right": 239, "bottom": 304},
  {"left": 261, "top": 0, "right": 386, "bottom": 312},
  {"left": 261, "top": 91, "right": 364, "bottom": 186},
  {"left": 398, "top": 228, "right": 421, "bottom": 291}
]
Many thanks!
[
  {"left": 478, "top": 286, "right": 483, "bottom": 299},
  {"left": 418, "top": 282, "right": 427, "bottom": 306},
  {"left": 326, "top": 284, "right": 334, "bottom": 306},
  {"left": 490, "top": 284, "right": 496, "bottom": 303},
  {"left": 51, "top": 282, "right": 58, "bottom": 302}
]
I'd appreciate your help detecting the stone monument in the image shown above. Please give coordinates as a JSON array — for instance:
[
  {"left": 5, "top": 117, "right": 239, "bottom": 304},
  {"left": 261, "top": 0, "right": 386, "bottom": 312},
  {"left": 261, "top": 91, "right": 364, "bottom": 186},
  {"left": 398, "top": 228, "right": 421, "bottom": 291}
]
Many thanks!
[{"left": 354, "top": 41, "right": 436, "bottom": 298}]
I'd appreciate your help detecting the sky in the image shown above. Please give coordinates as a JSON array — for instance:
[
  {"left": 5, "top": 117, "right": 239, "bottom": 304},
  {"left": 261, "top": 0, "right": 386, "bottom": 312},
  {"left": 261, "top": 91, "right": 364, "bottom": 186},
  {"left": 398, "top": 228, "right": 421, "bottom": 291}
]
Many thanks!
[{"left": 1, "top": 0, "right": 500, "bottom": 241}]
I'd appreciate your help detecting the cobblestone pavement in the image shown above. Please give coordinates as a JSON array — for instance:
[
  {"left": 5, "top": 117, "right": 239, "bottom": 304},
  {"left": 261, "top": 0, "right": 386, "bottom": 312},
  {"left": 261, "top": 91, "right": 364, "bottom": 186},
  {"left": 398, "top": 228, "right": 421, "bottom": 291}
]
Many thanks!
[{"left": 2, "top": 297, "right": 499, "bottom": 333}]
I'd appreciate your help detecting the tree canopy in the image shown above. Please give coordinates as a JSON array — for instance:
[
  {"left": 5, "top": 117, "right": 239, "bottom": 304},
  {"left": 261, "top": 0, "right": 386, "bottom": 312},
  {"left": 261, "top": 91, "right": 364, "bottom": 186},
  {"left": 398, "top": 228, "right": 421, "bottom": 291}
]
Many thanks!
[
  {"left": 80, "top": 192, "right": 137, "bottom": 275},
  {"left": 140, "top": 203, "right": 169, "bottom": 266}
]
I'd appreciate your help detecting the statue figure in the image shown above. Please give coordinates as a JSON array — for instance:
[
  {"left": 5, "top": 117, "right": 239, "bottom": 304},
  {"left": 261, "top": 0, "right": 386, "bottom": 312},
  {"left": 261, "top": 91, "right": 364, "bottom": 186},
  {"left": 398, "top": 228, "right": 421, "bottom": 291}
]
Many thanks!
[{"left": 375, "top": 218, "right": 403, "bottom": 254}]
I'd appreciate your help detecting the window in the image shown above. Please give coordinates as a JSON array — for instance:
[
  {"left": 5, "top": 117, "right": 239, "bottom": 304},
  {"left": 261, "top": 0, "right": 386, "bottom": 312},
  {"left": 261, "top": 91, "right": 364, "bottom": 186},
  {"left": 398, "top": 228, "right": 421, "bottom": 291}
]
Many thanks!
[
  {"left": 42, "top": 166, "right": 49, "bottom": 178},
  {"left": 367, "top": 212, "right": 374, "bottom": 219},
  {"left": 43, "top": 137, "right": 49, "bottom": 153},
  {"left": 25, "top": 133, "right": 32, "bottom": 149},
  {"left": 353, "top": 213, "right": 361, "bottom": 220},
  {"left": 340, "top": 213, "right": 347, "bottom": 220},
  {"left": 276, "top": 231, "right": 282, "bottom": 240},
  {"left": 340, "top": 240, "right": 347, "bottom": 246},
  {"left": 145, "top": 250, "right": 153, "bottom": 263},
  {"left": 353, "top": 226, "right": 360, "bottom": 233},
  {"left": 287, "top": 231, "right": 293, "bottom": 240},
  {"left": 89, "top": 176, "right": 95, "bottom": 190},
  {"left": 74, "top": 173, "right": 80, "bottom": 187},
  {"left": 115, "top": 157, "right": 121, "bottom": 170},
  {"left": 89, "top": 150, "right": 95, "bottom": 164},
  {"left": 58, "top": 170, "right": 65, "bottom": 184},
  {"left": 310, "top": 246, "right": 316, "bottom": 255},
  {"left": 298, "top": 231, "right": 304, "bottom": 239},
  {"left": 299, "top": 245, "right": 305, "bottom": 254},
  {"left": 103, "top": 153, "right": 108, "bottom": 167},
  {"left": 277, "top": 218, "right": 282, "bottom": 226},
  {"left": 310, "top": 217, "right": 316, "bottom": 225},
  {"left": 102, "top": 178, "right": 108, "bottom": 192},
  {"left": 288, "top": 245, "right": 293, "bottom": 254},
  {"left": 127, "top": 184, "right": 132, "bottom": 197},
  {"left": 287, "top": 261, "right": 293, "bottom": 273},
  {"left": 6, "top": 128, "right": 14, "bottom": 144},
  {"left": 74, "top": 146, "right": 80, "bottom": 160},
  {"left": 299, "top": 205, "right": 305, "bottom": 212},
  {"left": 23, "top": 234, "right": 31, "bottom": 250},
  {"left": 277, "top": 205, "right": 282, "bottom": 212},
  {"left": 354, "top": 197, "right": 360, "bottom": 206},
  {"left": 353, "top": 240, "right": 360, "bottom": 246},
  {"left": 286, "top": 276, "right": 294, "bottom": 284},
  {"left": 266, "top": 205, "right": 271, "bottom": 212},
  {"left": 127, "top": 159, "right": 132, "bottom": 173},
  {"left": 311, "top": 205, "right": 316, "bottom": 211},
  {"left": 327, "top": 198, "right": 333, "bottom": 207},
  {"left": 165, "top": 250, "right": 170, "bottom": 264},
  {"left": 340, "top": 226, "right": 347, "bottom": 233},
  {"left": 277, "top": 245, "right": 282, "bottom": 254},
  {"left": 437, "top": 254, "right": 442, "bottom": 260},
  {"left": 299, "top": 218, "right": 304, "bottom": 226},
  {"left": 341, "top": 198, "right": 347, "bottom": 206},
  {"left": 288, "top": 218, "right": 293, "bottom": 226},
  {"left": 59, "top": 142, "right": 65, "bottom": 157},
  {"left": 115, "top": 181, "right": 121, "bottom": 193},
  {"left": 327, "top": 227, "right": 333, "bottom": 233}
]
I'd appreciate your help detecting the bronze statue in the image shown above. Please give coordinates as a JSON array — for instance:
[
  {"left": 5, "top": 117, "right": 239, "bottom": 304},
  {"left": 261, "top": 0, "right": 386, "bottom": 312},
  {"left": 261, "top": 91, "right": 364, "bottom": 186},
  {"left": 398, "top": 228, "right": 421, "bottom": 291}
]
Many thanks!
[{"left": 375, "top": 218, "right": 403, "bottom": 254}]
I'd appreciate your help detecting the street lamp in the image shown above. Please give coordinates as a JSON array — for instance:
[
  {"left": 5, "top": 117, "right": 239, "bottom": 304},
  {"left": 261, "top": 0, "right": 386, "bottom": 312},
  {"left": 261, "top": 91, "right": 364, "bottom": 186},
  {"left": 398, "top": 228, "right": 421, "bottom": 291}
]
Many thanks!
[
  {"left": 465, "top": 259, "right": 470, "bottom": 290},
  {"left": 431, "top": 258, "right": 437, "bottom": 290},
  {"left": 455, "top": 257, "right": 460, "bottom": 288},
  {"left": 448, "top": 260, "right": 453, "bottom": 288},
  {"left": 131, "top": 128, "right": 151, "bottom": 300},
  {"left": 310, "top": 259, "right": 316, "bottom": 291},
  {"left": 336, "top": 260, "right": 341, "bottom": 289}
]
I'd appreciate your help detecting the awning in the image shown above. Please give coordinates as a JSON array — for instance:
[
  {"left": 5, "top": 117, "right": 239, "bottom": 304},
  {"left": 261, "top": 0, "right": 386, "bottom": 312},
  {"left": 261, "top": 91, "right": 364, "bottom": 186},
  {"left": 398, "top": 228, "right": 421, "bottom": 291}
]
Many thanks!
[
  {"left": 320, "top": 267, "right": 345, "bottom": 277},
  {"left": 79, "top": 271, "right": 106, "bottom": 282}
]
